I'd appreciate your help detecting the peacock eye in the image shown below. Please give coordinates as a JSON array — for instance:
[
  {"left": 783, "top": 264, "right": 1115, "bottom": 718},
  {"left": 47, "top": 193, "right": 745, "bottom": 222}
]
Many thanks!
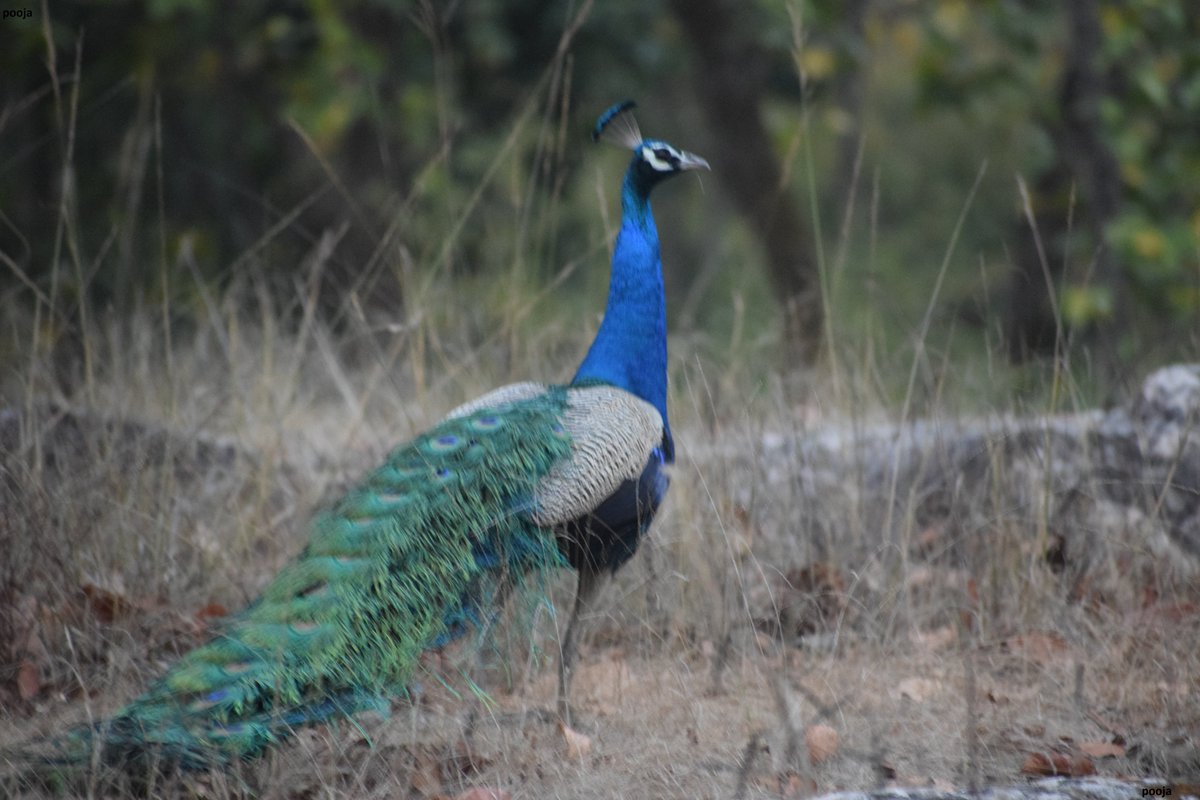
[{"left": 654, "top": 148, "right": 673, "bottom": 162}]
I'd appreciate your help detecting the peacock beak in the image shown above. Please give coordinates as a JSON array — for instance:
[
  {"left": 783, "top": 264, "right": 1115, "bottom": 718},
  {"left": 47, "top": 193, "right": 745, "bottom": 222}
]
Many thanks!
[{"left": 677, "top": 151, "right": 711, "bottom": 171}]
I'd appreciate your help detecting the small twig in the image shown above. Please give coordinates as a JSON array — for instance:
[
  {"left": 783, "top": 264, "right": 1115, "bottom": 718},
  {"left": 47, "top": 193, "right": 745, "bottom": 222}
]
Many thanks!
[
  {"left": 1085, "top": 709, "right": 1124, "bottom": 737},
  {"left": 790, "top": 679, "right": 839, "bottom": 723},
  {"left": 731, "top": 730, "right": 763, "bottom": 800},
  {"left": 708, "top": 628, "right": 733, "bottom": 695},
  {"left": 965, "top": 648, "right": 980, "bottom": 794},
  {"left": 1073, "top": 660, "right": 1086, "bottom": 712},
  {"left": 870, "top": 727, "right": 891, "bottom": 788},
  {"left": 769, "top": 673, "right": 804, "bottom": 771}
]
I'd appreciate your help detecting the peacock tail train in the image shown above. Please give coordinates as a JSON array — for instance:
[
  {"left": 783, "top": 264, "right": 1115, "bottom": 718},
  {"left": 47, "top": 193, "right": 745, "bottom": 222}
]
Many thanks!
[{"left": 26, "top": 389, "right": 574, "bottom": 771}]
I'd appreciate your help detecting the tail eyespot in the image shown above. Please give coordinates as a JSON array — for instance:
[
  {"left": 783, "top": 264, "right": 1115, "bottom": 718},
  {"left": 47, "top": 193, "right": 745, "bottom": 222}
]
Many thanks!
[
  {"left": 428, "top": 433, "right": 464, "bottom": 453},
  {"left": 471, "top": 414, "right": 503, "bottom": 430}
]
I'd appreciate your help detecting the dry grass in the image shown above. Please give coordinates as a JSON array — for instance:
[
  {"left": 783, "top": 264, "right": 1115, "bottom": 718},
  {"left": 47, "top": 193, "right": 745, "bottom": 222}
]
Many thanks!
[{"left": 1, "top": 273, "right": 1198, "bottom": 799}]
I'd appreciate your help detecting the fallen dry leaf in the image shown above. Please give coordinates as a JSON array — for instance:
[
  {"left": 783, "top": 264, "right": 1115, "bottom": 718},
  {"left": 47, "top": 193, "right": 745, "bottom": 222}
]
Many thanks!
[
  {"left": 905, "top": 564, "right": 936, "bottom": 589},
  {"left": 8, "top": 592, "right": 51, "bottom": 701},
  {"left": 1131, "top": 601, "right": 1200, "bottom": 628},
  {"left": 1021, "top": 751, "right": 1096, "bottom": 777},
  {"left": 16, "top": 661, "right": 40, "bottom": 701},
  {"left": 895, "top": 677, "right": 940, "bottom": 703},
  {"left": 915, "top": 524, "right": 943, "bottom": 554},
  {"left": 1003, "top": 632, "right": 1070, "bottom": 664},
  {"left": 780, "top": 771, "right": 817, "bottom": 797},
  {"left": 805, "top": 724, "right": 839, "bottom": 764},
  {"left": 751, "top": 774, "right": 778, "bottom": 794},
  {"left": 194, "top": 602, "right": 228, "bottom": 622},
  {"left": 911, "top": 625, "right": 957, "bottom": 651},
  {"left": 81, "top": 582, "right": 136, "bottom": 623},
  {"left": 560, "top": 722, "right": 592, "bottom": 760},
  {"left": 408, "top": 748, "right": 444, "bottom": 795},
  {"left": 446, "top": 740, "right": 490, "bottom": 777},
  {"left": 1079, "top": 741, "right": 1126, "bottom": 759}
]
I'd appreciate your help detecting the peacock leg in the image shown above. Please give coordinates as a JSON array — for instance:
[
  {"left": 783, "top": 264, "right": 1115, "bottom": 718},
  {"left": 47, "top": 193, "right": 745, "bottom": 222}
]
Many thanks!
[{"left": 557, "top": 564, "right": 606, "bottom": 727}]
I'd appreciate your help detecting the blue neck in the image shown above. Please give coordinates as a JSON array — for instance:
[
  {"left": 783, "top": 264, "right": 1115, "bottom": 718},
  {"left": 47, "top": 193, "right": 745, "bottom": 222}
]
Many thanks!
[{"left": 573, "top": 167, "right": 669, "bottom": 427}]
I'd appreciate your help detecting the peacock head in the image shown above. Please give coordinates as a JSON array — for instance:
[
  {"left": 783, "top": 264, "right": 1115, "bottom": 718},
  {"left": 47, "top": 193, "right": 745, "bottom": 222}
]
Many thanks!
[{"left": 593, "top": 100, "right": 709, "bottom": 196}]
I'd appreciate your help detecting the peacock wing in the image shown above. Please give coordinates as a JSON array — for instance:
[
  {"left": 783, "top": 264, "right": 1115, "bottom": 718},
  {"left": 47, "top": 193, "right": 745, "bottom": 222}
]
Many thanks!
[
  {"left": 443, "top": 381, "right": 550, "bottom": 420},
  {"left": 528, "top": 384, "right": 665, "bottom": 527}
]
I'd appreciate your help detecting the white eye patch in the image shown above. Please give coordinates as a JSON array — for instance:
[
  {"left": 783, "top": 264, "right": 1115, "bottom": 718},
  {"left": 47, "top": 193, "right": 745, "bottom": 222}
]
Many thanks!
[{"left": 641, "top": 145, "right": 678, "bottom": 172}]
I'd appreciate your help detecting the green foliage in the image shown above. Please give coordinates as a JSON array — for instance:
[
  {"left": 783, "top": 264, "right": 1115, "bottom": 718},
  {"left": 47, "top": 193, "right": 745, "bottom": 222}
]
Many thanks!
[
  {"left": 908, "top": 0, "right": 1200, "bottom": 329},
  {"left": 1, "top": 0, "right": 1196, "bottom": 395},
  {"left": 1097, "top": 2, "right": 1200, "bottom": 316},
  {"left": 1062, "top": 284, "right": 1114, "bottom": 327},
  {"left": 0, "top": 1, "right": 673, "bottom": 315}
]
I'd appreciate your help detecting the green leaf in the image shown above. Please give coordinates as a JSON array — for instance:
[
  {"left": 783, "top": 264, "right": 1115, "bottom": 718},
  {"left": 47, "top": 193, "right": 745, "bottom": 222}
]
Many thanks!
[
  {"left": 1135, "top": 66, "right": 1170, "bottom": 110},
  {"left": 1062, "top": 285, "right": 1114, "bottom": 326}
]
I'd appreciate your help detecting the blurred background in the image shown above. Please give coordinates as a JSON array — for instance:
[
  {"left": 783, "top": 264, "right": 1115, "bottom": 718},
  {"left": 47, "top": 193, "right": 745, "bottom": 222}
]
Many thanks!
[
  {"left": 3, "top": 8, "right": 1199, "bottom": 793},
  {"left": 1, "top": 0, "right": 1198, "bottom": 408}
]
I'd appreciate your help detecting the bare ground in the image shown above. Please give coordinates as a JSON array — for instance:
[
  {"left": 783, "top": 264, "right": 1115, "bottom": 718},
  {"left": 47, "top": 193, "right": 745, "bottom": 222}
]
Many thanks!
[
  {"left": 2, "top": 555, "right": 1197, "bottom": 798},
  {"left": 1, "top": 361, "right": 1198, "bottom": 798}
]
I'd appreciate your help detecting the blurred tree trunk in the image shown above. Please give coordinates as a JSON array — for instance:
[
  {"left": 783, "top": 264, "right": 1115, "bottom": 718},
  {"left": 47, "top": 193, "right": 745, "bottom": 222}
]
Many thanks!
[
  {"left": 1058, "top": 0, "right": 1126, "bottom": 376},
  {"left": 830, "top": 0, "right": 869, "bottom": 213},
  {"left": 668, "top": 0, "right": 821, "bottom": 365},
  {"left": 1007, "top": 0, "right": 1125, "bottom": 374},
  {"left": 1006, "top": 166, "right": 1070, "bottom": 363}
]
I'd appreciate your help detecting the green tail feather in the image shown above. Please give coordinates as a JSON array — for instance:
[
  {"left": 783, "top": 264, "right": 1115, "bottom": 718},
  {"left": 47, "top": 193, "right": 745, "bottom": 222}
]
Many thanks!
[{"left": 14, "top": 390, "right": 573, "bottom": 772}]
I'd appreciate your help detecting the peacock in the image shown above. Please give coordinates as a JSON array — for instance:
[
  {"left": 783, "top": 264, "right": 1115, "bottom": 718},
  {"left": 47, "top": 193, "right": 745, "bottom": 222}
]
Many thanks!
[{"left": 6, "top": 100, "right": 708, "bottom": 774}]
